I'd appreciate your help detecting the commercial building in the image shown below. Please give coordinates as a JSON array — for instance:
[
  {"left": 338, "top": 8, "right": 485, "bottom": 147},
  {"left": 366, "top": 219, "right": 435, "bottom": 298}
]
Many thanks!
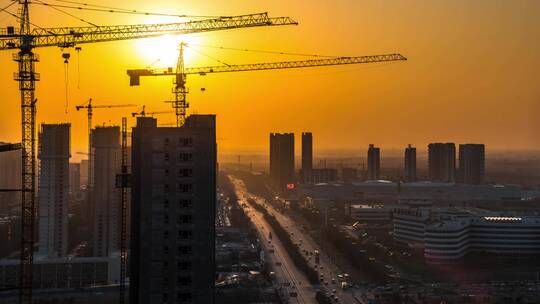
[
  {"left": 404, "top": 144, "right": 416, "bottom": 182},
  {"left": 38, "top": 123, "right": 70, "bottom": 258},
  {"left": 307, "top": 168, "right": 338, "bottom": 184},
  {"left": 428, "top": 143, "right": 456, "bottom": 182},
  {"left": 458, "top": 144, "right": 485, "bottom": 185},
  {"left": 367, "top": 144, "right": 380, "bottom": 180},
  {"left": 301, "top": 132, "right": 313, "bottom": 183},
  {"left": 130, "top": 115, "right": 216, "bottom": 304},
  {"left": 269, "top": 133, "right": 295, "bottom": 189},
  {"left": 341, "top": 167, "right": 358, "bottom": 182},
  {"left": 92, "top": 126, "right": 121, "bottom": 257},
  {"left": 349, "top": 204, "right": 392, "bottom": 223},
  {"left": 393, "top": 207, "right": 540, "bottom": 263}
]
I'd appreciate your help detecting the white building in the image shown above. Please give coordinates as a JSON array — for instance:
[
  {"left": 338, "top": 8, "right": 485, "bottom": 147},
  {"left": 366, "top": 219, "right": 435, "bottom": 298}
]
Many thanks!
[
  {"left": 38, "top": 123, "right": 70, "bottom": 258},
  {"left": 393, "top": 207, "right": 540, "bottom": 263},
  {"left": 350, "top": 204, "right": 392, "bottom": 223}
]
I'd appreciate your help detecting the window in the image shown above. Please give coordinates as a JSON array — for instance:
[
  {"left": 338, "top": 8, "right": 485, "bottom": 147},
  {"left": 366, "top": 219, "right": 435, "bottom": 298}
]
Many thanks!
[
  {"left": 178, "top": 246, "right": 192, "bottom": 255},
  {"left": 178, "top": 230, "right": 192, "bottom": 239},
  {"left": 178, "top": 168, "right": 193, "bottom": 178},
  {"left": 179, "top": 200, "right": 192, "bottom": 208},
  {"left": 177, "top": 261, "right": 192, "bottom": 271},
  {"left": 164, "top": 153, "right": 170, "bottom": 161},
  {"left": 179, "top": 137, "right": 193, "bottom": 147},
  {"left": 178, "top": 215, "right": 192, "bottom": 224},
  {"left": 164, "top": 138, "right": 170, "bottom": 146},
  {"left": 177, "top": 292, "right": 192, "bottom": 303},
  {"left": 178, "top": 153, "right": 192, "bottom": 162},
  {"left": 178, "top": 184, "right": 193, "bottom": 193},
  {"left": 177, "top": 276, "right": 192, "bottom": 286}
]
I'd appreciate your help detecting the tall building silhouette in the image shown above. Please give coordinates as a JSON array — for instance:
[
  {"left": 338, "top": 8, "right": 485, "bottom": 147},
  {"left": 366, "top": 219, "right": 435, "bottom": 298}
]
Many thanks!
[
  {"left": 367, "top": 144, "right": 380, "bottom": 180},
  {"left": 301, "top": 132, "right": 313, "bottom": 183},
  {"left": 428, "top": 143, "right": 456, "bottom": 182},
  {"left": 130, "top": 116, "right": 216, "bottom": 304},
  {"left": 38, "top": 123, "right": 70, "bottom": 258},
  {"left": 459, "top": 144, "right": 485, "bottom": 184},
  {"left": 269, "top": 133, "right": 295, "bottom": 189},
  {"left": 92, "top": 126, "right": 121, "bottom": 257},
  {"left": 404, "top": 144, "right": 417, "bottom": 182},
  {"left": 69, "top": 162, "right": 81, "bottom": 196}
]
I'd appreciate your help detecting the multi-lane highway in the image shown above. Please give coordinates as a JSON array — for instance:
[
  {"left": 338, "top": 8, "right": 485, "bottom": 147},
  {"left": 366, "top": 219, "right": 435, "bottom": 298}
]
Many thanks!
[{"left": 229, "top": 175, "right": 363, "bottom": 304}]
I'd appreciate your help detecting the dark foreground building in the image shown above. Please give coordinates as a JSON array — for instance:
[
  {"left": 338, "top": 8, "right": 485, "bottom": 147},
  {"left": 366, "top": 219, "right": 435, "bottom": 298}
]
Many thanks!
[{"left": 130, "top": 115, "right": 216, "bottom": 304}]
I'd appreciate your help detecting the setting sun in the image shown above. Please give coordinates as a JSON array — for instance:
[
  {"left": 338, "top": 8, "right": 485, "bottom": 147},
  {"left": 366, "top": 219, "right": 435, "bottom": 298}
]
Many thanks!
[{"left": 135, "top": 34, "right": 202, "bottom": 68}]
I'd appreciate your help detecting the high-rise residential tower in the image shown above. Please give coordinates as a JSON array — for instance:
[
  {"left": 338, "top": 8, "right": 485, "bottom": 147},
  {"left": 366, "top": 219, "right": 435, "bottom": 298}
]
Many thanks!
[
  {"left": 367, "top": 144, "right": 380, "bottom": 180},
  {"left": 459, "top": 144, "right": 485, "bottom": 184},
  {"left": 404, "top": 144, "right": 417, "bottom": 182},
  {"left": 38, "top": 123, "right": 70, "bottom": 258},
  {"left": 301, "top": 132, "right": 313, "bottom": 183},
  {"left": 269, "top": 133, "right": 295, "bottom": 189},
  {"left": 428, "top": 143, "right": 456, "bottom": 182},
  {"left": 69, "top": 162, "right": 81, "bottom": 196},
  {"left": 130, "top": 115, "right": 216, "bottom": 304},
  {"left": 92, "top": 126, "right": 121, "bottom": 257}
]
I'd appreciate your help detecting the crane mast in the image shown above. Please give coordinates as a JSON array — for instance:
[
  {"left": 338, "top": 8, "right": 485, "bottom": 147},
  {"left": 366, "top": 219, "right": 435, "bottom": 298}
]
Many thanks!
[{"left": 0, "top": 1, "right": 297, "bottom": 302}]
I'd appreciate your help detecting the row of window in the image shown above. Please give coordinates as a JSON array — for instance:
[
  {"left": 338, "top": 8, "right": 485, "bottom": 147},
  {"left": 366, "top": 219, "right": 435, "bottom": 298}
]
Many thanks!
[
  {"left": 163, "top": 153, "right": 193, "bottom": 162},
  {"left": 163, "top": 137, "right": 193, "bottom": 147}
]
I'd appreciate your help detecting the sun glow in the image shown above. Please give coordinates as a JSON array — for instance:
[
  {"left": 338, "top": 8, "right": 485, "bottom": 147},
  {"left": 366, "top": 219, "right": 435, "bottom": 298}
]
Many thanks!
[{"left": 135, "top": 34, "right": 201, "bottom": 68}]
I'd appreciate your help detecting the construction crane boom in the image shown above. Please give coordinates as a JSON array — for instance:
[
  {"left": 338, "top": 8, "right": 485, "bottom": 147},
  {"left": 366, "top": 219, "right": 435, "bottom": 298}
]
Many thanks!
[
  {"left": 131, "top": 105, "right": 175, "bottom": 117},
  {"left": 128, "top": 53, "right": 407, "bottom": 83},
  {"left": 127, "top": 44, "right": 407, "bottom": 124},
  {"left": 0, "top": 13, "right": 297, "bottom": 49}
]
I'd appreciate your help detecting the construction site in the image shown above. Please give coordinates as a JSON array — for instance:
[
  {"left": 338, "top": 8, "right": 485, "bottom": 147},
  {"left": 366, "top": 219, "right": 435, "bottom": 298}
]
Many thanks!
[{"left": 0, "top": 1, "right": 471, "bottom": 304}]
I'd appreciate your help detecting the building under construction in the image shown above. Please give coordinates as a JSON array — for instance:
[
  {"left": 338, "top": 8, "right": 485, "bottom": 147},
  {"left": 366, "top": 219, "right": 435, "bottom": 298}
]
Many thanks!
[{"left": 37, "top": 123, "right": 71, "bottom": 258}]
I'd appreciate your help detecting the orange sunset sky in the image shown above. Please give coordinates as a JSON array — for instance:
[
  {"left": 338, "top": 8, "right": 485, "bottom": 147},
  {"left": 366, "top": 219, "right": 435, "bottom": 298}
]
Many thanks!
[{"left": 0, "top": 0, "right": 539, "bottom": 158}]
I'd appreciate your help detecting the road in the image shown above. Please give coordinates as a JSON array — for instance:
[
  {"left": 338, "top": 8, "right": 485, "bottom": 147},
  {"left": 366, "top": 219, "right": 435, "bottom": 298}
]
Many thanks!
[
  {"left": 230, "top": 175, "right": 364, "bottom": 304},
  {"left": 230, "top": 176, "right": 316, "bottom": 303}
]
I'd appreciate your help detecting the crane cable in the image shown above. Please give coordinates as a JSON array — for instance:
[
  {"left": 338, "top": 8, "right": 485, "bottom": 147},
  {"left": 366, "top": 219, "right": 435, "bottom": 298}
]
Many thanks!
[
  {"left": 187, "top": 45, "right": 230, "bottom": 67},
  {"left": 188, "top": 43, "right": 339, "bottom": 58},
  {"left": 63, "top": 52, "right": 70, "bottom": 113},
  {"left": 33, "top": 0, "right": 99, "bottom": 27},
  {"left": 0, "top": 2, "right": 56, "bottom": 35},
  {"left": 38, "top": 0, "right": 229, "bottom": 19}
]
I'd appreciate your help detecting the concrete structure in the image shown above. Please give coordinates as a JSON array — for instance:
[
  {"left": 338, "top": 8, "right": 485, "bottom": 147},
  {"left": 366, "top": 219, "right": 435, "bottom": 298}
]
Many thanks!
[
  {"left": 38, "top": 123, "right": 70, "bottom": 258},
  {"left": 367, "top": 144, "right": 380, "bottom": 180},
  {"left": 404, "top": 144, "right": 416, "bottom": 182},
  {"left": 131, "top": 115, "right": 216, "bottom": 304},
  {"left": 0, "top": 257, "right": 120, "bottom": 289},
  {"left": 92, "top": 126, "right": 121, "bottom": 257},
  {"left": 349, "top": 204, "right": 392, "bottom": 223},
  {"left": 428, "top": 143, "right": 456, "bottom": 182},
  {"left": 69, "top": 162, "right": 81, "bottom": 196},
  {"left": 459, "top": 144, "right": 485, "bottom": 185},
  {"left": 393, "top": 207, "right": 540, "bottom": 263},
  {"left": 301, "top": 132, "right": 313, "bottom": 183},
  {"left": 306, "top": 168, "right": 338, "bottom": 184},
  {"left": 269, "top": 133, "right": 295, "bottom": 189},
  {"left": 341, "top": 167, "right": 358, "bottom": 182}
]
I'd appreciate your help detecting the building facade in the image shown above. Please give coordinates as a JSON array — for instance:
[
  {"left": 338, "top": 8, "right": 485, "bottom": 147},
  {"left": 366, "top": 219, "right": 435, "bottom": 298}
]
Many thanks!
[
  {"left": 428, "top": 143, "right": 456, "bottom": 182},
  {"left": 367, "top": 144, "right": 380, "bottom": 180},
  {"left": 69, "top": 162, "right": 81, "bottom": 196},
  {"left": 92, "top": 126, "right": 121, "bottom": 257},
  {"left": 301, "top": 132, "right": 313, "bottom": 183},
  {"left": 458, "top": 144, "right": 485, "bottom": 185},
  {"left": 38, "top": 123, "right": 70, "bottom": 258},
  {"left": 269, "top": 133, "right": 295, "bottom": 189},
  {"left": 404, "top": 144, "right": 416, "bottom": 182},
  {"left": 130, "top": 116, "right": 216, "bottom": 304}
]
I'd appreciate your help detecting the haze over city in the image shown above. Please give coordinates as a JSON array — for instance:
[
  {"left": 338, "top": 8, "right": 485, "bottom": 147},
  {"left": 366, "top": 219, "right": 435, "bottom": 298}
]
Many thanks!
[{"left": 1, "top": 0, "right": 539, "bottom": 155}]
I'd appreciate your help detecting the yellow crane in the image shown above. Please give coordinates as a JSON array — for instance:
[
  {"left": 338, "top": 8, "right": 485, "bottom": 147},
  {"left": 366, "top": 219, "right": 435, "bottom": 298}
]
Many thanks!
[
  {"left": 127, "top": 43, "right": 407, "bottom": 125},
  {"left": 0, "top": 0, "right": 296, "bottom": 300}
]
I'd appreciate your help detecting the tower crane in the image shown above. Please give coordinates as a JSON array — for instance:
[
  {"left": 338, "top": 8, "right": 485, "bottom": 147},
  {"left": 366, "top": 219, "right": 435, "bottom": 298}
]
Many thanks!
[
  {"left": 131, "top": 105, "right": 175, "bottom": 117},
  {"left": 0, "top": 0, "right": 297, "bottom": 301},
  {"left": 127, "top": 43, "right": 407, "bottom": 125}
]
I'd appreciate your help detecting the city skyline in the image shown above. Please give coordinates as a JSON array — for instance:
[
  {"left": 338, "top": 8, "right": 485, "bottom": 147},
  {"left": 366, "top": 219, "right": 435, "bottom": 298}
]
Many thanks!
[{"left": 0, "top": 0, "right": 539, "bottom": 154}]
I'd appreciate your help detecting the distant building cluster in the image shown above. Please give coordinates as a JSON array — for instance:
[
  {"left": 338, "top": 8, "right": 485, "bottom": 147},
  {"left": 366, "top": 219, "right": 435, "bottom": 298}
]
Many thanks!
[{"left": 268, "top": 132, "right": 486, "bottom": 189}]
